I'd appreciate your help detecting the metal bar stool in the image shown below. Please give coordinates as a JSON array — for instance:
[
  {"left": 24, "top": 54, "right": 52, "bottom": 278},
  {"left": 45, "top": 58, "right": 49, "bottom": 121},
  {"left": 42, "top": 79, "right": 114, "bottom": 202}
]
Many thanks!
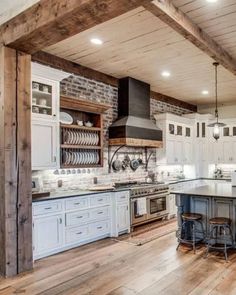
[
  {"left": 177, "top": 213, "right": 205, "bottom": 253},
  {"left": 205, "top": 217, "right": 234, "bottom": 261}
]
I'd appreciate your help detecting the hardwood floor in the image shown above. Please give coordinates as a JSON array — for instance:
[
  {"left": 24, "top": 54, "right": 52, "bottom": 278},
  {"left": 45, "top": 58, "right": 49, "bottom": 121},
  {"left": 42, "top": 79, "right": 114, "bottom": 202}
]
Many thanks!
[{"left": 1, "top": 232, "right": 236, "bottom": 295}]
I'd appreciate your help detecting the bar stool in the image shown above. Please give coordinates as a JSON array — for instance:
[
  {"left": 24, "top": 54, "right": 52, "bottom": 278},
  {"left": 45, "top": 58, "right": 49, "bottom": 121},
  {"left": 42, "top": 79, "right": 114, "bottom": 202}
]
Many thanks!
[
  {"left": 205, "top": 217, "right": 234, "bottom": 261},
  {"left": 177, "top": 213, "right": 205, "bottom": 253}
]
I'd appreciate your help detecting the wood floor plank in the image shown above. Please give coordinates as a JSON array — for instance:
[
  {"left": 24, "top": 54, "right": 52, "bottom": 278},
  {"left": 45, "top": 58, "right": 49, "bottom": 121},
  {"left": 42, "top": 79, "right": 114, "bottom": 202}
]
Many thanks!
[{"left": 1, "top": 232, "right": 236, "bottom": 295}]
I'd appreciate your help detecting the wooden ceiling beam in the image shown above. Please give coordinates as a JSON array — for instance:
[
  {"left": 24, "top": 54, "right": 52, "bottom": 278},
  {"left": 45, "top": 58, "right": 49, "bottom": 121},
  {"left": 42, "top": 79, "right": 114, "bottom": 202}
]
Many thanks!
[
  {"left": 0, "top": 0, "right": 151, "bottom": 54},
  {"left": 32, "top": 51, "right": 197, "bottom": 112},
  {"left": 144, "top": 0, "right": 236, "bottom": 75}
]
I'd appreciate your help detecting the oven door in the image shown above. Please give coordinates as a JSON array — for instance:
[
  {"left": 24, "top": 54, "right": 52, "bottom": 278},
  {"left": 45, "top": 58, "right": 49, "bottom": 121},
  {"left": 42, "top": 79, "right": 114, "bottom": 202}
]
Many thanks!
[
  {"left": 147, "top": 193, "right": 168, "bottom": 219},
  {"left": 131, "top": 198, "right": 147, "bottom": 225}
]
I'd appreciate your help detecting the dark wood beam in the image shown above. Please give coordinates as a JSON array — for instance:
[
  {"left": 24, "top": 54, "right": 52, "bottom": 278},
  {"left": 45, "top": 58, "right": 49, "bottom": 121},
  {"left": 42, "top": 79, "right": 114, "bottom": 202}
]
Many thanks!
[
  {"left": 0, "top": 0, "right": 151, "bottom": 54},
  {"left": 143, "top": 0, "right": 236, "bottom": 75},
  {"left": 150, "top": 91, "right": 197, "bottom": 112},
  {"left": 32, "top": 51, "right": 196, "bottom": 112},
  {"left": 0, "top": 46, "right": 32, "bottom": 277},
  {"left": 32, "top": 51, "right": 118, "bottom": 87}
]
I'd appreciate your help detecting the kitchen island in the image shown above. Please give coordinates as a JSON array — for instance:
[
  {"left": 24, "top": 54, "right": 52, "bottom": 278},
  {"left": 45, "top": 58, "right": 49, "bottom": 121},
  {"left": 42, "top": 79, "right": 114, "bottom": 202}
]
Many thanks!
[{"left": 173, "top": 183, "right": 236, "bottom": 242}]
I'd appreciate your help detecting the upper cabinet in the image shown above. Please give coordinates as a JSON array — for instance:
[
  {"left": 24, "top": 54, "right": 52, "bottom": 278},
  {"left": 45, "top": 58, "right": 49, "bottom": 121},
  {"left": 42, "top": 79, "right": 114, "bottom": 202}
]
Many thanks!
[
  {"left": 32, "top": 76, "right": 58, "bottom": 121},
  {"left": 31, "top": 63, "right": 70, "bottom": 171},
  {"left": 155, "top": 113, "right": 194, "bottom": 165}
]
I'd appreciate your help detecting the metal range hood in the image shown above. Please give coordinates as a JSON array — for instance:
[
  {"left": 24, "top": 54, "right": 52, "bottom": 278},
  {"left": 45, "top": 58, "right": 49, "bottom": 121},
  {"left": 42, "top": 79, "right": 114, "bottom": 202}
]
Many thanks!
[{"left": 109, "top": 77, "right": 163, "bottom": 147}]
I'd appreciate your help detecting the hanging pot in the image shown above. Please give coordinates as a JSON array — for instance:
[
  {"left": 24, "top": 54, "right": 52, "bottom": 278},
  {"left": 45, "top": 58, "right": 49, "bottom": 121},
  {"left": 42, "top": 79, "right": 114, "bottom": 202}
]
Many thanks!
[
  {"left": 130, "top": 159, "right": 139, "bottom": 171},
  {"left": 112, "top": 158, "right": 122, "bottom": 172}
]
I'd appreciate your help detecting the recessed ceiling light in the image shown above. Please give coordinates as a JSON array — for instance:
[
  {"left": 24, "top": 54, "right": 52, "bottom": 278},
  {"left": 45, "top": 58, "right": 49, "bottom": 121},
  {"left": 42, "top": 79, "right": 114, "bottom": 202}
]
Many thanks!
[
  {"left": 90, "top": 38, "right": 103, "bottom": 45},
  {"left": 202, "top": 90, "right": 209, "bottom": 95},
  {"left": 161, "top": 71, "right": 171, "bottom": 77},
  {"left": 206, "top": 0, "right": 218, "bottom": 3}
]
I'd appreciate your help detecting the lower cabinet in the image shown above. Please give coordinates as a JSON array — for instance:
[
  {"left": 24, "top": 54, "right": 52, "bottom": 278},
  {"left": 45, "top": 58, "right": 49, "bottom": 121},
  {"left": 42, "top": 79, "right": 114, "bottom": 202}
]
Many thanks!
[
  {"left": 111, "top": 191, "right": 130, "bottom": 237},
  {"left": 33, "top": 214, "right": 63, "bottom": 257},
  {"left": 33, "top": 191, "right": 130, "bottom": 259}
]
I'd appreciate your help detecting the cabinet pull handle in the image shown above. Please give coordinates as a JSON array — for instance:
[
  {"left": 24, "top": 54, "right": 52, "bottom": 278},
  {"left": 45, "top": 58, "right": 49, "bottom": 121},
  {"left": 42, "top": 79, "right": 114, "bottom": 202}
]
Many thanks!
[
  {"left": 77, "top": 216, "right": 83, "bottom": 219},
  {"left": 59, "top": 218, "right": 62, "bottom": 224},
  {"left": 120, "top": 196, "right": 126, "bottom": 199},
  {"left": 76, "top": 232, "right": 82, "bottom": 235},
  {"left": 45, "top": 207, "right": 52, "bottom": 210},
  {"left": 74, "top": 202, "right": 81, "bottom": 205},
  {"left": 97, "top": 226, "right": 103, "bottom": 229},
  {"left": 98, "top": 199, "right": 103, "bottom": 202},
  {"left": 53, "top": 156, "right": 57, "bottom": 162},
  {"left": 97, "top": 211, "right": 103, "bottom": 214}
]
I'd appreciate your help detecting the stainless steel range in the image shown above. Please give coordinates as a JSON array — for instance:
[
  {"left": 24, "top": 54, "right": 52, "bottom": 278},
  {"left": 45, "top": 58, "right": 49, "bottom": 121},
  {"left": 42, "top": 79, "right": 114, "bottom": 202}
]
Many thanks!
[{"left": 114, "top": 181, "right": 169, "bottom": 229}]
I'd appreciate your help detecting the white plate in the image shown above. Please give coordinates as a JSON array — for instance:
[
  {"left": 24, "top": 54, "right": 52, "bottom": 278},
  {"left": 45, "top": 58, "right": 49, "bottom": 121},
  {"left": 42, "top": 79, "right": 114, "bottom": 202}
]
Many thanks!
[{"left": 60, "top": 112, "right": 73, "bottom": 125}]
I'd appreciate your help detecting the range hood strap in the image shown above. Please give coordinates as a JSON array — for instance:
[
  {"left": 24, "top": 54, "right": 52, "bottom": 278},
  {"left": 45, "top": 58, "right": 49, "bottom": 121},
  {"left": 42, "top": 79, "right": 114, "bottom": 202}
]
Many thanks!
[{"left": 145, "top": 148, "right": 154, "bottom": 172}]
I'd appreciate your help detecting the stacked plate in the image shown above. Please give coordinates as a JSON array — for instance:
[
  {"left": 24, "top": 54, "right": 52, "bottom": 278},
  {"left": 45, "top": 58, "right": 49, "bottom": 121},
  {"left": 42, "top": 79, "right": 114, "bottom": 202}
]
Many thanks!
[
  {"left": 63, "top": 150, "right": 100, "bottom": 165},
  {"left": 63, "top": 130, "right": 99, "bottom": 146}
]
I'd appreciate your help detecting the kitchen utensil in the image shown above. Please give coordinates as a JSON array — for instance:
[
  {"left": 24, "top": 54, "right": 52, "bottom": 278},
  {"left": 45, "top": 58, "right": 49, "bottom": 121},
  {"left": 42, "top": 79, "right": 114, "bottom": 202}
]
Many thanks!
[
  {"left": 32, "top": 82, "right": 39, "bottom": 91},
  {"left": 85, "top": 121, "right": 93, "bottom": 127},
  {"left": 130, "top": 159, "right": 139, "bottom": 171},
  {"left": 32, "top": 106, "right": 39, "bottom": 113},
  {"left": 77, "top": 120, "right": 83, "bottom": 126},
  {"left": 60, "top": 112, "right": 73, "bottom": 125},
  {"left": 122, "top": 155, "right": 130, "bottom": 170},
  {"left": 39, "top": 98, "right": 47, "bottom": 106},
  {"left": 43, "top": 85, "right": 49, "bottom": 93},
  {"left": 112, "top": 157, "right": 122, "bottom": 172}
]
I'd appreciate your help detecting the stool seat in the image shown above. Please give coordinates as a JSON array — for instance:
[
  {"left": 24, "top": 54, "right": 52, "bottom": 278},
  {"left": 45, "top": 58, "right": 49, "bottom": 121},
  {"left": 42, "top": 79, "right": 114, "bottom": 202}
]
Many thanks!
[
  {"left": 209, "top": 217, "right": 231, "bottom": 225},
  {"left": 182, "top": 213, "right": 202, "bottom": 221}
]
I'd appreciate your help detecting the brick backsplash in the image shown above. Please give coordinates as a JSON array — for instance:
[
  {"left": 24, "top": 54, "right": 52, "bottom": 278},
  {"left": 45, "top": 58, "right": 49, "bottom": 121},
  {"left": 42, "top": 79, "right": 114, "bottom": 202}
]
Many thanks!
[{"left": 33, "top": 74, "right": 192, "bottom": 192}]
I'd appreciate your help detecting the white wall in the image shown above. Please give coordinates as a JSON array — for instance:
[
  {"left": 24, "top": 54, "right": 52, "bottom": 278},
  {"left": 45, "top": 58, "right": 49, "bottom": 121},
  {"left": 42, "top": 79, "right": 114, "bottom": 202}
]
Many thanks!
[{"left": 198, "top": 102, "right": 236, "bottom": 119}]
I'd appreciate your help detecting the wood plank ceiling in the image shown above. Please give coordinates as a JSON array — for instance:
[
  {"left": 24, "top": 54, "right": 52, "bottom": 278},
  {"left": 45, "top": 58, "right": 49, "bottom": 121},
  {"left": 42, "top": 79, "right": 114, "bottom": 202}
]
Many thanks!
[{"left": 45, "top": 4, "right": 236, "bottom": 105}]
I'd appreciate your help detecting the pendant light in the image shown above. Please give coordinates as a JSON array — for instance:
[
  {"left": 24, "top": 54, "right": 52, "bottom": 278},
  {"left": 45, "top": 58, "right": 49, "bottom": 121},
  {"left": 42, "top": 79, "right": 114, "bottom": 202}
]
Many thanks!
[{"left": 207, "top": 62, "right": 226, "bottom": 140}]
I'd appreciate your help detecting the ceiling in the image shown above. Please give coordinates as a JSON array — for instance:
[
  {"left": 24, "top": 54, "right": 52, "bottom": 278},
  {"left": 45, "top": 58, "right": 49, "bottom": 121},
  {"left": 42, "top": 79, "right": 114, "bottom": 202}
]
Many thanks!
[
  {"left": 3, "top": 0, "right": 235, "bottom": 106},
  {"left": 45, "top": 3, "right": 236, "bottom": 106},
  {"left": 0, "top": 0, "right": 39, "bottom": 25}
]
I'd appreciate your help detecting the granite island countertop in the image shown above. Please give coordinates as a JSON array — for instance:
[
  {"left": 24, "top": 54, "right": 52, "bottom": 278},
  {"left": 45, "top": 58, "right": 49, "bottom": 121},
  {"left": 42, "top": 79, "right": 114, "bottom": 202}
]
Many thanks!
[{"left": 172, "top": 183, "right": 236, "bottom": 199}]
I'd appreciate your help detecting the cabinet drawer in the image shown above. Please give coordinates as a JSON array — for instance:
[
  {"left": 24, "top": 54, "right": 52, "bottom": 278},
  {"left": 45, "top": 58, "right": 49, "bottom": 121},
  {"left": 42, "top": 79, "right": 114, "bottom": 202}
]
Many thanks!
[
  {"left": 90, "top": 206, "right": 110, "bottom": 220},
  {"left": 65, "top": 210, "right": 90, "bottom": 227},
  {"left": 65, "top": 225, "right": 90, "bottom": 244},
  {"left": 90, "top": 220, "right": 110, "bottom": 236},
  {"left": 33, "top": 201, "right": 62, "bottom": 216},
  {"left": 90, "top": 194, "right": 111, "bottom": 207},
  {"left": 116, "top": 192, "right": 129, "bottom": 203},
  {"left": 65, "top": 197, "right": 89, "bottom": 211}
]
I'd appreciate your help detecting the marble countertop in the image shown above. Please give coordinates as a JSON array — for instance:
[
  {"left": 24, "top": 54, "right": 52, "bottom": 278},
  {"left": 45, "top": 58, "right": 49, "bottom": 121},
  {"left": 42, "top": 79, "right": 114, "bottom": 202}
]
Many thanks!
[
  {"left": 32, "top": 187, "right": 129, "bottom": 202},
  {"left": 172, "top": 183, "right": 236, "bottom": 198}
]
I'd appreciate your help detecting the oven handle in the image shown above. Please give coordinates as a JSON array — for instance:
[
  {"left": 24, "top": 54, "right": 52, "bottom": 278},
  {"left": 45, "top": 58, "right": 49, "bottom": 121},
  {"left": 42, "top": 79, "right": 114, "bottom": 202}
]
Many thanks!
[
  {"left": 131, "top": 192, "right": 169, "bottom": 202},
  {"left": 146, "top": 192, "right": 169, "bottom": 200}
]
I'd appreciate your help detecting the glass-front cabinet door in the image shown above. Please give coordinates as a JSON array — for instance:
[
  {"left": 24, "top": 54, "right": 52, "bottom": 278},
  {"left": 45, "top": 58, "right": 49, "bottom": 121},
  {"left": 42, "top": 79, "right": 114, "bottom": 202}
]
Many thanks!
[{"left": 32, "top": 76, "right": 58, "bottom": 120}]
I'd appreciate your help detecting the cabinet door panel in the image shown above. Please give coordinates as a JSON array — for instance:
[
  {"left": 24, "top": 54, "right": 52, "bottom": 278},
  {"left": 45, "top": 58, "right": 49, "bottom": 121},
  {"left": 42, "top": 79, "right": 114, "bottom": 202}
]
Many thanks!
[
  {"left": 33, "top": 214, "right": 63, "bottom": 256},
  {"left": 32, "top": 120, "right": 58, "bottom": 170},
  {"left": 117, "top": 204, "right": 130, "bottom": 232},
  {"left": 190, "top": 197, "right": 211, "bottom": 236}
]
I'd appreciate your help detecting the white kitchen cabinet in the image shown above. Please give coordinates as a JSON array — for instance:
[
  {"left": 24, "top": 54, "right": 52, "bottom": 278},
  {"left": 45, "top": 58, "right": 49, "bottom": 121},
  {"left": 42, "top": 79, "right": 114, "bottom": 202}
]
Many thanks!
[
  {"left": 32, "top": 119, "right": 59, "bottom": 170},
  {"left": 33, "top": 192, "right": 117, "bottom": 260},
  {"left": 155, "top": 113, "right": 194, "bottom": 165},
  {"left": 117, "top": 203, "right": 130, "bottom": 232},
  {"left": 32, "top": 75, "right": 59, "bottom": 121},
  {"left": 222, "top": 140, "right": 236, "bottom": 163},
  {"left": 33, "top": 214, "right": 63, "bottom": 258},
  {"left": 111, "top": 191, "right": 130, "bottom": 237}
]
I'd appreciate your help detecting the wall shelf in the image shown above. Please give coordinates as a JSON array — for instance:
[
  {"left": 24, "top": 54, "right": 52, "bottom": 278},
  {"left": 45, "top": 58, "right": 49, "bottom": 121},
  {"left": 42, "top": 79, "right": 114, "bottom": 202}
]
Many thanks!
[{"left": 60, "top": 95, "right": 110, "bottom": 168}]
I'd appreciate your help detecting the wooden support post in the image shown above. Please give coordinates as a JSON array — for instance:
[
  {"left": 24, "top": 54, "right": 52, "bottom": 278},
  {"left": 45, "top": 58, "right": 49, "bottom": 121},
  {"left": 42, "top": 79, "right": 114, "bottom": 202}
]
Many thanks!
[{"left": 0, "top": 46, "right": 32, "bottom": 277}]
